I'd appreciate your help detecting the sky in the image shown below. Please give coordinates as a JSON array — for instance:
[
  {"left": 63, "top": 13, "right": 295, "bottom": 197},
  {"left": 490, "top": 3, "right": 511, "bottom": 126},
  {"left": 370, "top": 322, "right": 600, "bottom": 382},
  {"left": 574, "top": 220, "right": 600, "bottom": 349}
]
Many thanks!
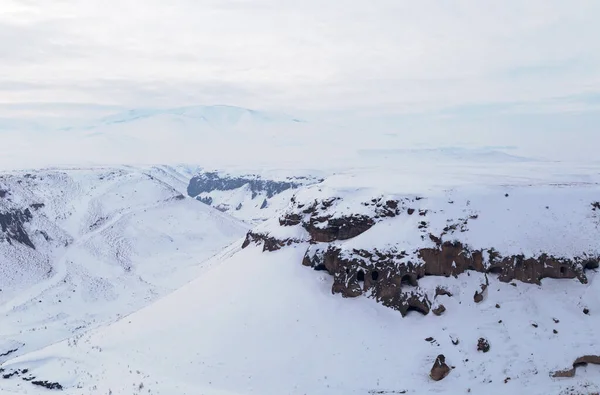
[{"left": 1, "top": 0, "right": 600, "bottom": 118}]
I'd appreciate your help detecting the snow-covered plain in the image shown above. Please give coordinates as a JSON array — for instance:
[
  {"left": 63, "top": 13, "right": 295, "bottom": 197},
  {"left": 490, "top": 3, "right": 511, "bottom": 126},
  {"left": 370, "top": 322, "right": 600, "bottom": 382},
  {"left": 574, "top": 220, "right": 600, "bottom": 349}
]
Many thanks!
[{"left": 1, "top": 105, "right": 600, "bottom": 394}]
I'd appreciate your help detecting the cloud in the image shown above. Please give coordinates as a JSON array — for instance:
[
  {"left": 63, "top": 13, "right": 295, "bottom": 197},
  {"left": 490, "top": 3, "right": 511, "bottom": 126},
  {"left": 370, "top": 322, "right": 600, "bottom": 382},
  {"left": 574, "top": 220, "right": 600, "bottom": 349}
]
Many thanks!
[{"left": 0, "top": 0, "right": 599, "bottom": 115}]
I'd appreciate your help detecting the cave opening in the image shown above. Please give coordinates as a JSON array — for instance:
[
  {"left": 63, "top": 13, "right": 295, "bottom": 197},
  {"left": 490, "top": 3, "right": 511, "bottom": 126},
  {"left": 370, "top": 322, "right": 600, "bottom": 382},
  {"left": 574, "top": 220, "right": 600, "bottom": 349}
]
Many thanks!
[
  {"left": 560, "top": 266, "right": 567, "bottom": 275},
  {"left": 405, "top": 305, "right": 428, "bottom": 316},
  {"left": 357, "top": 270, "right": 365, "bottom": 282},
  {"left": 371, "top": 270, "right": 379, "bottom": 281},
  {"left": 488, "top": 266, "right": 503, "bottom": 275},
  {"left": 401, "top": 274, "right": 417, "bottom": 287}
]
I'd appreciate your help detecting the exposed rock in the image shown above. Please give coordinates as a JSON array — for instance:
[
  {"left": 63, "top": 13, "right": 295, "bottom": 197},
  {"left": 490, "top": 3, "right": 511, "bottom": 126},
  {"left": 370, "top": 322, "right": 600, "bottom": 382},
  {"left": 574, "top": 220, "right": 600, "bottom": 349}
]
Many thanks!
[
  {"left": 0, "top": 208, "right": 35, "bottom": 249},
  {"left": 432, "top": 305, "right": 446, "bottom": 316},
  {"left": 198, "top": 196, "right": 213, "bottom": 205},
  {"left": 552, "top": 355, "right": 600, "bottom": 378},
  {"left": 474, "top": 284, "right": 488, "bottom": 303},
  {"left": 31, "top": 380, "right": 63, "bottom": 390},
  {"left": 583, "top": 308, "right": 590, "bottom": 315},
  {"left": 303, "top": 215, "right": 375, "bottom": 243},
  {"left": 495, "top": 304, "right": 501, "bottom": 308},
  {"left": 430, "top": 354, "right": 451, "bottom": 381},
  {"left": 241, "top": 231, "right": 299, "bottom": 252},
  {"left": 187, "top": 172, "right": 302, "bottom": 199},
  {"left": 398, "top": 291, "right": 431, "bottom": 316},
  {"left": 435, "top": 286, "right": 453, "bottom": 298},
  {"left": 552, "top": 368, "right": 576, "bottom": 378},
  {"left": 242, "top": 193, "right": 598, "bottom": 317},
  {"left": 419, "top": 242, "right": 485, "bottom": 277},
  {"left": 279, "top": 213, "right": 302, "bottom": 226},
  {"left": 0, "top": 347, "right": 18, "bottom": 357},
  {"left": 477, "top": 338, "right": 490, "bottom": 353},
  {"left": 260, "top": 199, "right": 268, "bottom": 209}
]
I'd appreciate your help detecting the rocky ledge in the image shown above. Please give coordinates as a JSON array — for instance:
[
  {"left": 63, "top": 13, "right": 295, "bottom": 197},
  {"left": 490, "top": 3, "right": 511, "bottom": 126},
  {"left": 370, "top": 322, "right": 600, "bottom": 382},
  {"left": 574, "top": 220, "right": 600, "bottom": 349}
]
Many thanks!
[{"left": 242, "top": 185, "right": 600, "bottom": 316}]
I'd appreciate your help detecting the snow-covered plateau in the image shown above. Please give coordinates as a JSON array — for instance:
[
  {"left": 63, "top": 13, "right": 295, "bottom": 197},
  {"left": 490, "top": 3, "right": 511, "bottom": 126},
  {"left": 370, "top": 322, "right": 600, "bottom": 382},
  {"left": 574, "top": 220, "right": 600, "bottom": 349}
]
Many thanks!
[{"left": 1, "top": 106, "right": 599, "bottom": 395}]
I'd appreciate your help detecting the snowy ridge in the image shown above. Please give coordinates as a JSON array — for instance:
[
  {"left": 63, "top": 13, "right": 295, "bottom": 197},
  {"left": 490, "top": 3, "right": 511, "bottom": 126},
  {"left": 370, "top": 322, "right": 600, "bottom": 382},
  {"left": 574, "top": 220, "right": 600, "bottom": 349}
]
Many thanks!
[
  {"left": 275, "top": 181, "right": 600, "bottom": 258},
  {"left": 0, "top": 166, "right": 248, "bottom": 370}
]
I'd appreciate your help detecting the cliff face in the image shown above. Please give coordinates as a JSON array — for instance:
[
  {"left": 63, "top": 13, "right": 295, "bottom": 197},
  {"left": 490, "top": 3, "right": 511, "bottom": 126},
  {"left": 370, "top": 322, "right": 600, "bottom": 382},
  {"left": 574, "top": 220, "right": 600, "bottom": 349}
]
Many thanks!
[
  {"left": 242, "top": 185, "right": 600, "bottom": 316},
  {"left": 187, "top": 172, "right": 303, "bottom": 199},
  {"left": 186, "top": 171, "right": 321, "bottom": 223},
  {"left": 0, "top": 207, "right": 35, "bottom": 249}
]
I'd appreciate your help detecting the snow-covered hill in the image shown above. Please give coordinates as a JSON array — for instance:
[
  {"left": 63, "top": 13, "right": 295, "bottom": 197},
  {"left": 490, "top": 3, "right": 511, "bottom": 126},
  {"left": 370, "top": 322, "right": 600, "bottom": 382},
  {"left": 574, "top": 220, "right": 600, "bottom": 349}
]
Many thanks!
[
  {"left": 91, "top": 105, "right": 305, "bottom": 130},
  {"left": 0, "top": 166, "right": 248, "bottom": 370},
  {"left": 1, "top": 163, "right": 600, "bottom": 395}
]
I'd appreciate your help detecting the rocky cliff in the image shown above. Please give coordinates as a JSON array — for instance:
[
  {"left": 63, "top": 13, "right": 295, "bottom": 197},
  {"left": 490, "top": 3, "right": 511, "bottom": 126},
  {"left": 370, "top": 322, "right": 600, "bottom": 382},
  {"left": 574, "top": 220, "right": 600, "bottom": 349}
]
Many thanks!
[
  {"left": 186, "top": 171, "right": 321, "bottom": 222},
  {"left": 242, "top": 184, "right": 600, "bottom": 316}
]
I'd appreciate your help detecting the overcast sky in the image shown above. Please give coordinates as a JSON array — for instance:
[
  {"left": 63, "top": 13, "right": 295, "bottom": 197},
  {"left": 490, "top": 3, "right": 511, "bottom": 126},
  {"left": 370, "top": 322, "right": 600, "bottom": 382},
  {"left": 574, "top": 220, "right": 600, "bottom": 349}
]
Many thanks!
[{"left": 1, "top": 0, "right": 600, "bottom": 118}]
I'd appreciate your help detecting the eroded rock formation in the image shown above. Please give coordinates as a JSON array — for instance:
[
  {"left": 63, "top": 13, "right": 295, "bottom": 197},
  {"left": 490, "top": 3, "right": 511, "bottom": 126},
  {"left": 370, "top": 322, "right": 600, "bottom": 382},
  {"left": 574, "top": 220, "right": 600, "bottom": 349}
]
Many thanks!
[{"left": 241, "top": 193, "right": 600, "bottom": 317}]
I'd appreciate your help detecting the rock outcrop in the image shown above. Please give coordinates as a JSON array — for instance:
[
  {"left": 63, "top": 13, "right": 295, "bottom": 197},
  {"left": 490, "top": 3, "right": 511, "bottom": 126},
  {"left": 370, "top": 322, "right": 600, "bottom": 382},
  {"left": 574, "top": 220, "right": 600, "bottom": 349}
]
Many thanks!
[
  {"left": 552, "top": 355, "right": 600, "bottom": 378},
  {"left": 432, "top": 305, "right": 446, "bottom": 316},
  {"left": 241, "top": 231, "right": 300, "bottom": 252},
  {"left": 430, "top": 354, "right": 451, "bottom": 381},
  {"left": 186, "top": 171, "right": 322, "bottom": 221},
  {"left": 187, "top": 172, "right": 304, "bottom": 199},
  {"left": 241, "top": 192, "right": 600, "bottom": 317},
  {"left": 0, "top": 208, "right": 35, "bottom": 249}
]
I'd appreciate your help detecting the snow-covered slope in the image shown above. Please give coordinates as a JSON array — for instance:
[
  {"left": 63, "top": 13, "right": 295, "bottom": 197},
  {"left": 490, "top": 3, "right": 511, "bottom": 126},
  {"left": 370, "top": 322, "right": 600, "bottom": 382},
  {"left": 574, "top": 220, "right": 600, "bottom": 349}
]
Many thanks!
[
  {"left": 0, "top": 166, "right": 248, "bottom": 368},
  {"left": 2, "top": 164, "right": 600, "bottom": 395},
  {"left": 2, "top": 243, "right": 598, "bottom": 395}
]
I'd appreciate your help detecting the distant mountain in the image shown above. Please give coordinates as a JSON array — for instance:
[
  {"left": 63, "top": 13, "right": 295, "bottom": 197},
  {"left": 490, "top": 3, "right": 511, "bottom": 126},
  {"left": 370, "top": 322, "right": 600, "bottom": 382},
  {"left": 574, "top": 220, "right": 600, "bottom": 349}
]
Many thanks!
[
  {"left": 356, "top": 147, "right": 535, "bottom": 163},
  {"left": 85, "top": 105, "right": 306, "bottom": 132}
]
